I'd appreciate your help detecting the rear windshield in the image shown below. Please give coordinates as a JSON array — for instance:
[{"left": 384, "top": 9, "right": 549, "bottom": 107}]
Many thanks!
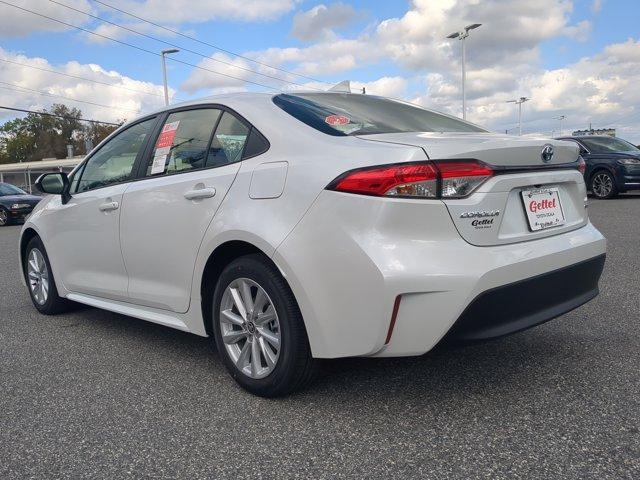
[
  {"left": 273, "top": 93, "right": 487, "bottom": 136},
  {"left": 579, "top": 136, "right": 640, "bottom": 154}
]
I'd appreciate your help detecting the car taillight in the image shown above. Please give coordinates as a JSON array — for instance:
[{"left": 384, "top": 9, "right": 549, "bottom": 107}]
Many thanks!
[
  {"left": 437, "top": 160, "right": 493, "bottom": 198},
  {"left": 577, "top": 156, "right": 586, "bottom": 175},
  {"left": 327, "top": 160, "right": 493, "bottom": 199},
  {"left": 328, "top": 163, "right": 438, "bottom": 198}
]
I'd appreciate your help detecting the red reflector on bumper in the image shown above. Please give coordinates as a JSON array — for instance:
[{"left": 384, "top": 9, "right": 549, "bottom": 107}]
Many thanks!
[{"left": 385, "top": 295, "right": 402, "bottom": 345}]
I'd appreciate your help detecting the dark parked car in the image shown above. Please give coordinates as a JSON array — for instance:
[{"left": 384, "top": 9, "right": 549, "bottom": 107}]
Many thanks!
[
  {"left": 555, "top": 135, "right": 640, "bottom": 199},
  {"left": 0, "top": 183, "right": 42, "bottom": 226}
]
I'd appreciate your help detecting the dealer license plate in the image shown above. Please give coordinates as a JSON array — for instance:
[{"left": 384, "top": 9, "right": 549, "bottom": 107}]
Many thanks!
[{"left": 521, "top": 187, "right": 566, "bottom": 231}]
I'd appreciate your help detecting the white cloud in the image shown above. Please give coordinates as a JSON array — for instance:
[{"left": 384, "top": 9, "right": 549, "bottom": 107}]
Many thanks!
[
  {"left": 291, "top": 3, "right": 359, "bottom": 41},
  {"left": 210, "top": 0, "right": 589, "bottom": 83},
  {"left": 351, "top": 77, "right": 408, "bottom": 98},
  {"left": 4, "top": 0, "right": 639, "bottom": 143},
  {"left": 591, "top": 0, "right": 603, "bottom": 14},
  {"left": 180, "top": 54, "right": 255, "bottom": 93},
  {"left": 0, "top": 49, "right": 168, "bottom": 123},
  {"left": 255, "top": 39, "right": 376, "bottom": 76},
  {"left": 412, "top": 38, "right": 640, "bottom": 141},
  {"left": 183, "top": 0, "right": 640, "bottom": 141},
  {"left": 0, "top": 0, "right": 298, "bottom": 42},
  {"left": 373, "top": 0, "right": 591, "bottom": 72},
  {"left": 97, "top": 0, "right": 298, "bottom": 24},
  {"left": 83, "top": 20, "right": 176, "bottom": 43},
  {"left": 0, "top": 0, "right": 94, "bottom": 38},
  {"left": 564, "top": 20, "right": 592, "bottom": 42},
  {"left": 178, "top": 52, "right": 317, "bottom": 94}
]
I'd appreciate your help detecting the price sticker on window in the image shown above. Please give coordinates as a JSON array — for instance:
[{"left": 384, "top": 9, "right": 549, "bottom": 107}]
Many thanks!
[{"left": 156, "top": 120, "right": 180, "bottom": 149}]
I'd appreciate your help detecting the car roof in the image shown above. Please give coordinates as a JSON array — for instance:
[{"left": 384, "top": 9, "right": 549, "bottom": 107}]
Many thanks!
[
  {"left": 141, "top": 91, "right": 276, "bottom": 118},
  {"left": 139, "top": 90, "right": 407, "bottom": 119}
]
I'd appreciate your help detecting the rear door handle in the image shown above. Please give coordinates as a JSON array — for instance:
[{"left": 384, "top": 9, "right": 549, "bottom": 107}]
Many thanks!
[
  {"left": 98, "top": 201, "right": 119, "bottom": 212},
  {"left": 184, "top": 187, "right": 216, "bottom": 200}
]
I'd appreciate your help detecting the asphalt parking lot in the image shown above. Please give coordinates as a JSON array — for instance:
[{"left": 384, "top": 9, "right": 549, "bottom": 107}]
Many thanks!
[{"left": 1, "top": 196, "right": 638, "bottom": 479}]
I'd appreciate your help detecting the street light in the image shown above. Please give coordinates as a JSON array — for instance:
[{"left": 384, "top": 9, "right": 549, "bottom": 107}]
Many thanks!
[
  {"left": 161, "top": 48, "right": 179, "bottom": 106},
  {"left": 554, "top": 115, "right": 566, "bottom": 136},
  {"left": 507, "top": 97, "right": 530, "bottom": 136},
  {"left": 446, "top": 23, "right": 482, "bottom": 120}
]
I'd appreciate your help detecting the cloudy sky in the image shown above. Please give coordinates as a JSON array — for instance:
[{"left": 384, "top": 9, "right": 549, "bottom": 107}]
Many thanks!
[{"left": 1, "top": 0, "right": 639, "bottom": 142}]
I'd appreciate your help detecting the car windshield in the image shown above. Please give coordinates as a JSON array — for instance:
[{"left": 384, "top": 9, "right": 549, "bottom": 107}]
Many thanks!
[
  {"left": 0, "top": 183, "right": 27, "bottom": 196},
  {"left": 579, "top": 136, "right": 640, "bottom": 154},
  {"left": 273, "top": 93, "right": 487, "bottom": 136}
]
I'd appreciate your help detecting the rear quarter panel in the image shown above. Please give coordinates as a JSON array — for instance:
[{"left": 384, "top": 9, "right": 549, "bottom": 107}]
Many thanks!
[{"left": 188, "top": 97, "right": 429, "bottom": 337}]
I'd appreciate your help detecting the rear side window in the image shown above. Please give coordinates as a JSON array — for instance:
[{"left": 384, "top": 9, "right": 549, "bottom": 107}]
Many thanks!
[
  {"left": 146, "top": 109, "right": 222, "bottom": 176},
  {"left": 242, "top": 128, "right": 269, "bottom": 159},
  {"left": 145, "top": 109, "right": 255, "bottom": 176},
  {"left": 273, "top": 93, "right": 487, "bottom": 136},
  {"left": 207, "top": 112, "right": 250, "bottom": 167}
]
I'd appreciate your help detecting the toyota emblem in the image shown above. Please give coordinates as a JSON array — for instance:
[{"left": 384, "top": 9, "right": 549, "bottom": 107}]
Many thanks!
[{"left": 541, "top": 144, "right": 554, "bottom": 163}]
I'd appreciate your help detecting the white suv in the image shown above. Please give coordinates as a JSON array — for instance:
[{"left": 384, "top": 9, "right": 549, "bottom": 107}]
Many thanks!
[{"left": 21, "top": 93, "right": 606, "bottom": 396}]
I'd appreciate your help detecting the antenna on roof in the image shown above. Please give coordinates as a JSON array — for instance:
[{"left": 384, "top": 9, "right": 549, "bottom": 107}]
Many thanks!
[{"left": 328, "top": 80, "right": 351, "bottom": 93}]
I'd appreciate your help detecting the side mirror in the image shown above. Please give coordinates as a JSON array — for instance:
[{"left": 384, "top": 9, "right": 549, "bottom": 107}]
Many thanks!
[{"left": 35, "top": 173, "right": 71, "bottom": 203}]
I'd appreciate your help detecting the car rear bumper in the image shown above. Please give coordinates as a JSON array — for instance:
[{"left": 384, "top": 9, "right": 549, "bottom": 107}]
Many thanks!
[
  {"left": 443, "top": 254, "right": 605, "bottom": 341},
  {"left": 275, "top": 191, "right": 607, "bottom": 359}
]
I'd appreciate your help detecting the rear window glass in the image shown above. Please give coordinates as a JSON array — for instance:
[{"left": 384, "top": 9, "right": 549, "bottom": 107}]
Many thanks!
[{"left": 273, "top": 93, "right": 487, "bottom": 136}]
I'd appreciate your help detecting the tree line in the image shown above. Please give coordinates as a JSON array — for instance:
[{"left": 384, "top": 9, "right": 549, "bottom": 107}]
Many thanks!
[{"left": 0, "top": 104, "right": 123, "bottom": 164}]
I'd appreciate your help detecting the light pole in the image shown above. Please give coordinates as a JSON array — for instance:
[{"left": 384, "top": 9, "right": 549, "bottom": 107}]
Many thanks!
[
  {"left": 161, "top": 48, "right": 179, "bottom": 106},
  {"left": 507, "top": 97, "right": 530, "bottom": 136},
  {"left": 554, "top": 115, "right": 565, "bottom": 136},
  {"left": 446, "top": 23, "right": 482, "bottom": 121}
]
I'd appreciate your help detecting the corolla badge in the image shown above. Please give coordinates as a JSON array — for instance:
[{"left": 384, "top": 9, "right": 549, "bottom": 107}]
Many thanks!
[
  {"left": 541, "top": 144, "right": 554, "bottom": 163},
  {"left": 460, "top": 210, "right": 500, "bottom": 218}
]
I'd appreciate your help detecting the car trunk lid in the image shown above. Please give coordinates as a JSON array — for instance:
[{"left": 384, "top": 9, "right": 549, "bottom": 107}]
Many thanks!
[
  {"left": 357, "top": 132, "right": 580, "bottom": 167},
  {"left": 357, "top": 132, "right": 588, "bottom": 246}
]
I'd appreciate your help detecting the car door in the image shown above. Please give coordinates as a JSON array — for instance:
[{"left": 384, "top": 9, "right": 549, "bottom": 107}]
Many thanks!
[
  {"left": 120, "top": 107, "right": 251, "bottom": 313},
  {"left": 46, "top": 116, "right": 158, "bottom": 301}
]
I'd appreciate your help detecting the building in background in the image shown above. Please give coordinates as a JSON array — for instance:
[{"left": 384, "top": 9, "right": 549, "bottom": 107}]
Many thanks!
[
  {"left": 0, "top": 157, "right": 82, "bottom": 193},
  {"left": 572, "top": 128, "right": 616, "bottom": 137}
]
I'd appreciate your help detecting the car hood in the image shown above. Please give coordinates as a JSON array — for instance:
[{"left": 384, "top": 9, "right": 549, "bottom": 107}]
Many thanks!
[
  {"left": 0, "top": 194, "right": 42, "bottom": 205},
  {"left": 356, "top": 132, "right": 580, "bottom": 167}
]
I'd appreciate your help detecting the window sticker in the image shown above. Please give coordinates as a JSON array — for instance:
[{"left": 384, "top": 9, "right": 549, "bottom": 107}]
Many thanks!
[
  {"left": 150, "top": 120, "right": 180, "bottom": 175},
  {"left": 150, "top": 154, "right": 167, "bottom": 175},
  {"left": 150, "top": 145, "right": 170, "bottom": 175},
  {"left": 325, "top": 114, "right": 350, "bottom": 126},
  {"left": 156, "top": 120, "right": 180, "bottom": 149}
]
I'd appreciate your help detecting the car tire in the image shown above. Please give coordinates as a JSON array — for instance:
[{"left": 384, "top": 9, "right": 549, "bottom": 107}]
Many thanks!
[
  {"left": 212, "top": 254, "right": 317, "bottom": 397},
  {"left": 0, "top": 206, "right": 9, "bottom": 226},
  {"left": 590, "top": 170, "right": 618, "bottom": 199},
  {"left": 24, "top": 236, "right": 71, "bottom": 315}
]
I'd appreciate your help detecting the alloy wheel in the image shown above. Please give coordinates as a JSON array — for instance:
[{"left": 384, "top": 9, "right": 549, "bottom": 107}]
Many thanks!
[
  {"left": 219, "top": 278, "right": 281, "bottom": 379},
  {"left": 592, "top": 173, "right": 613, "bottom": 198},
  {"left": 27, "top": 248, "right": 49, "bottom": 305},
  {"left": 0, "top": 208, "right": 7, "bottom": 226}
]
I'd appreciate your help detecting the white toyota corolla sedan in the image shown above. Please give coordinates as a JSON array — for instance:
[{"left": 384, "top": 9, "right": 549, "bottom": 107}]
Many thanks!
[{"left": 20, "top": 92, "right": 606, "bottom": 396}]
